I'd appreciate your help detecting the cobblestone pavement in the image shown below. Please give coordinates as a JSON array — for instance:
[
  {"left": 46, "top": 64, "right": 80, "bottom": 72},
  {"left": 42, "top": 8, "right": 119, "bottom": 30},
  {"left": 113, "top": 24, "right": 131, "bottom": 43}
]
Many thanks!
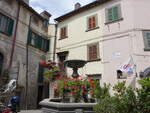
[{"left": 19, "top": 110, "right": 42, "bottom": 113}]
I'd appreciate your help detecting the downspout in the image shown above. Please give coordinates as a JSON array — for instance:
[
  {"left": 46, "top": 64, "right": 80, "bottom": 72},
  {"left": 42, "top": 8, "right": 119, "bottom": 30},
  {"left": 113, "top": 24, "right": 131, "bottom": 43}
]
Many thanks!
[
  {"left": 53, "top": 23, "right": 58, "bottom": 61},
  {"left": 25, "top": 15, "right": 32, "bottom": 110},
  {"left": 9, "top": 2, "right": 21, "bottom": 69}
]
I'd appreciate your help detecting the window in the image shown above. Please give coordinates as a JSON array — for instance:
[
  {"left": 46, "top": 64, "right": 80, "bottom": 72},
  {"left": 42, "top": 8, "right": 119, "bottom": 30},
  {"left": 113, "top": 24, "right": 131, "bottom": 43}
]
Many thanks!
[
  {"left": 106, "top": 4, "right": 122, "bottom": 23},
  {"left": 0, "top": 13, "right": 14, "bottom": 36},
  {"left": 27, "top": 29, "right": 50, "bottom": 52},
  {"left": 87, "top": 14, "right": 98, "bottom": 30},
  {"left": 31, "top": 16, "right": 39, "bottom": 26},
  {"left": 43, "top": 19, "right": 49, "bottom": 28},
  {"left": 60, "top": 26, "right": 67, "bottom": 39},
  {"left": 87, "top": 43, "right": 99, "bottom": 61},
  {"left": 143, "top": 31, "right": 150, "bottom": 50},
  {"left": 31, "top": 32, "right": 37, "bottom": 45}
]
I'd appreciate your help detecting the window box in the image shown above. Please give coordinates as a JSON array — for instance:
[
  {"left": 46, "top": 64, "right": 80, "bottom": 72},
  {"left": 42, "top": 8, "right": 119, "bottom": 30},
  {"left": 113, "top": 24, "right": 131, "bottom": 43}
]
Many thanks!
[{"left": 85, "top": 26, "right": 99, "bottom": 32}]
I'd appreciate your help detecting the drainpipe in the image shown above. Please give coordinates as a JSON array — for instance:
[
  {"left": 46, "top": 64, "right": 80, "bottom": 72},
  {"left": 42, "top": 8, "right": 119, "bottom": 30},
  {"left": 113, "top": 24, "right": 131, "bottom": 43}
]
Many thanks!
[
  {"left": 53, "top": 24, "right": 58, "bottom": 62},
  {"left": 25, "top": 15, "right": 32, "bottom": 110},
  {"left": 9, "top": 2, "right": 20, "bottom": 69}
]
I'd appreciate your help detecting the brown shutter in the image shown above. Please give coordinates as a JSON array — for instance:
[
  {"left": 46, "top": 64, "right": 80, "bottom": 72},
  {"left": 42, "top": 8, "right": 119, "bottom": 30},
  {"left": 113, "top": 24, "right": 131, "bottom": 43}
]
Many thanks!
[
  {"left": 60, "top": 27, "right": 67, "bottom": 39},
  {"left": 92, "top": 45, "right": 97, "bottom": 60},
  {"left": 60, "top": 28, "right": 63, "bottom": 39},
  {"left": 64, "top": 27, "right": 66, "bottom": 38},
  {"left": 89, "top": 46, "right": 93, "bottom": 60},
  {"left": 88, "top": 44, "right": 98, "bottom": 61},
  {"left": 88, "top": 18, "right": 92, "bottom": 29},
  {"left": 92, "top": 16, "right": 96, "bottom": 28}
]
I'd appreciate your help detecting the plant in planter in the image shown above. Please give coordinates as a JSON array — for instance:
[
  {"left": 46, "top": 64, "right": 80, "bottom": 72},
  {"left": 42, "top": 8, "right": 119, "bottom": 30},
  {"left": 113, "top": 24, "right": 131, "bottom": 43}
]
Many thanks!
[
  {"left": 56, "top": 76, "right": 96, "bottom": 103},
  {"left": 43, "top": 61, "right": 60, "bottom": 82}
]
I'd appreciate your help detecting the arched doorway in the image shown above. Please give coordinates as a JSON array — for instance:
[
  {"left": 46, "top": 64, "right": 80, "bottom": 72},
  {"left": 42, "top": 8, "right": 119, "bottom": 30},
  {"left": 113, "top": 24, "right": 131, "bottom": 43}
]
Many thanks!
[{"left": 0, "top": 53, "right": 4, "bottom": 75}]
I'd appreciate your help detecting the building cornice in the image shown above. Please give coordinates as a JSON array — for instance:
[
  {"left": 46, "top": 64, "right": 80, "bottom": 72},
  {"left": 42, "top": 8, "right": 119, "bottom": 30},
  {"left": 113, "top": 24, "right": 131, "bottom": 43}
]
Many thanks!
[{"left": 55, "top": 0, "right": 112, "bottom": 22}]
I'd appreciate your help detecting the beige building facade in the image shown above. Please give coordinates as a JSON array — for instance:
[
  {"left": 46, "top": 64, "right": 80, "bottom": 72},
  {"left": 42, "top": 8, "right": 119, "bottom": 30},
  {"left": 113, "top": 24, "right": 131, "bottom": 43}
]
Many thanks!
[
  {"left": 0, "top": 0, "right": 51, "bottom": 109},
  {"left": 54, "top": 0, "right": 150, "bottom": 89}
]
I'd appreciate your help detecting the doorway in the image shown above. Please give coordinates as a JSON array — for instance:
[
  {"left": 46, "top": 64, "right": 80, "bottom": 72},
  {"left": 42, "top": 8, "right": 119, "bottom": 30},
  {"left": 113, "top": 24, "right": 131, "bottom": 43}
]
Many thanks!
[{"left": 37, "top": 64, "right": 49, "bottom": 108}]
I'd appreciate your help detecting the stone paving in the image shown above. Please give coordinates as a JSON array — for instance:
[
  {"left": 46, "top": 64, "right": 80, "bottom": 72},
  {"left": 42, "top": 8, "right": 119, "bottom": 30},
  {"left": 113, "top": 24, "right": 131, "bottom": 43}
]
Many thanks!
[{"left": 19, "top": 110, "right": 42, "bottom": 113}]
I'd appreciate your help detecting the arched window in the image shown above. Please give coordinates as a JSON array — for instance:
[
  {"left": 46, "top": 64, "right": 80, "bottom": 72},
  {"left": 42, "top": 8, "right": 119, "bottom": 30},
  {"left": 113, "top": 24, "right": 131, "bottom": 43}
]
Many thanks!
[{"left": 0, "top": 53, "right": 4, "bottom": 75}]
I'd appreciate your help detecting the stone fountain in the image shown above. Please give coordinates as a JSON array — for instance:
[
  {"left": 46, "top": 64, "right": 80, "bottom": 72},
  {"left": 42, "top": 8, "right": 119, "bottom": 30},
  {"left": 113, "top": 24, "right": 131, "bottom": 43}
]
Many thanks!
[{"left": 40, "top": 59, "right": 96, "bottom": 113}]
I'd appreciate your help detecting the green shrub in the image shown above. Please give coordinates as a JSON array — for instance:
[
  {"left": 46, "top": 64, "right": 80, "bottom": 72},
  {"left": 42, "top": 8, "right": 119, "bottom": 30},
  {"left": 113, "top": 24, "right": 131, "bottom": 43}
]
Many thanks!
[{"left": 94, "top": 77, "right": 150, "bottom": 113}]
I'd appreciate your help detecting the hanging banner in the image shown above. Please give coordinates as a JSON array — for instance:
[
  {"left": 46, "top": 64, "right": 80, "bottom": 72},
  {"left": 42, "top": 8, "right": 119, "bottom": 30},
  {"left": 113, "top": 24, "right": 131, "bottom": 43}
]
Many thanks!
[{"left": 118, "top": 56, "right": 136, "bottom": 76}]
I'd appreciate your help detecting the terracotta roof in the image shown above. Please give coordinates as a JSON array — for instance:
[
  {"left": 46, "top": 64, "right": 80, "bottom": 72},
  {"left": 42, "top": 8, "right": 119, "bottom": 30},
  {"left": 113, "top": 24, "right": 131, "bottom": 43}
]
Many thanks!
[
  {"left": 55, "top": 0, "right": 112, "bottom": 22},
  {"left": 17, "top": 0, "right": 45, "bottom": 21}
]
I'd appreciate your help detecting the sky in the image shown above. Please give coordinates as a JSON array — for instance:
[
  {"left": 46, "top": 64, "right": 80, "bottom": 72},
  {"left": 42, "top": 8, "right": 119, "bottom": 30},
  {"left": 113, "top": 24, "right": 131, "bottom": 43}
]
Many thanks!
[{"left": 30, "top": 0, "right": 95, "bottom": 23}]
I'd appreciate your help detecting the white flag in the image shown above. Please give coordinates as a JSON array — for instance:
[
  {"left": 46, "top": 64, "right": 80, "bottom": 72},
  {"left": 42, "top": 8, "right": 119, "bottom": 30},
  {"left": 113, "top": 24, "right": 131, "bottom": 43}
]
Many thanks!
[{"left": 118, "top": 56, "right": 136, "bottom": 76}]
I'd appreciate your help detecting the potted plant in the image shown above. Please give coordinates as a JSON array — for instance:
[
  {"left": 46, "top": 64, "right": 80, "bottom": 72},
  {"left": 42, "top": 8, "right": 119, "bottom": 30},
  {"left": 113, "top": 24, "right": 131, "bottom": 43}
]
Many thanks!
[
  {"left": 43, "top": 61, "right": 60, "bottom": 82},
  {"left": 56, "top": 76, "right": 96, "bottom": 103}
]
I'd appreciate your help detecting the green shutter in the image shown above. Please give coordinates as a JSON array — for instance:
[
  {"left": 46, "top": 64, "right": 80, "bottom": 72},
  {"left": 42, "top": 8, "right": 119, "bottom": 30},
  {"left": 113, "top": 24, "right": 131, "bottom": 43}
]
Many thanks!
[
  {"left": 7, "top": 18, "right": 14, "bottom": 36},
  {"left": 107, "top": 8, "right": 113, "bottom": 22},
  {"left": 38, "top": 64, "right": 44, "bottom": 83},
  {"left": 35, "top": 34, "right": 39, "bottom": 48},
  {"left": 37, "top": 36, "right": 42, "bottom": 49},
  {"left": 27, "top": 29, "right": 32, "bottom": 44},
  {"left": 146, "top": 33, "right": 150, "bottom": 48},
  {"left": 107, "top": 5, "right": 121, "bottom": 22},
  {"left": 43, "top": 39, "right": 47, "bottom": 52},
  {"left": 113, "top": 6, "right": 119, "bottom": 20},
  {"left": 42, "top": 39, "right": 49, "bottom": 52},
  {"left": 46, "top": 39, "right": 50, "bottom": 52}
]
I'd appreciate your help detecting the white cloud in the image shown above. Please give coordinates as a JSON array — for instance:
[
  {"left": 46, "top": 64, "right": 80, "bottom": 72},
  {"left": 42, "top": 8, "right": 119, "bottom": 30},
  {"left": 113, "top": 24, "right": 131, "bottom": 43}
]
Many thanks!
[{"left": 30, "top": 0, "right": 95, "bottom": 23}]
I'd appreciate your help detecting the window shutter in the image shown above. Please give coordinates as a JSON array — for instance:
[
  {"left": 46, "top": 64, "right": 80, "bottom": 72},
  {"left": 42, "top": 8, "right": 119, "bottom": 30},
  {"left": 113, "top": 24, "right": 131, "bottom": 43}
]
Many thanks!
[
  {"left": 38, "top": 64, "right": 44, "bottom": 83},
  {"left": 64, "top": 27, "right": 66, "bottom": 38},
  {"left": 88, "top": 18, "right": 92, "bottom": 29},
  {"left": 92, "top": 45, "right": 97, "bottom": 59},
  {"left": 60, "top": 28, "right": 62, "bottom": 38},
  {"left": 113, "top": 6, "right": 119, "bottom": 20},
  {"left": 107, "top": 8, "right": 113, "bottom": 22},
  {"left": 37, "top": 36, "right": 42, "bottom": 49},
  {"left": 35, "top": 34, "right": 39, "bottom": 47},
  {"left": 60, "top": 28, "right": 64, "bottom": 39},
  {"left": 89, "top": 46, "right": 93, "bottom": 60},
  {"left": 46, "top": 39, "right": 50, "bottom": 52},
  {"left": 146, "top": 33, "right": 150, "bottom": 48},
  {"left": 88, "top": 43, "right": 99, "bottom": 61},
  {"left": 7, "top": 18, "right": 14, "bottom": 36},
  {"left": 27, "top": 29, "right": 32, "bottom": 44},
  {"left": 92, "top": 16, "right": 96, "bottom": 28},
  {"left": 60, "top": 27, "right": 67, "bottom": 39}
]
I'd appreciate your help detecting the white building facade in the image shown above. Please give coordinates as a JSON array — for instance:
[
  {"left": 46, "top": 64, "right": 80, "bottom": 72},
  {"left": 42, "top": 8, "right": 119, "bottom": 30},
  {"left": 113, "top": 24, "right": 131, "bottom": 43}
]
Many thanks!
[{"left": 54, "top": 0, "right": 150, "bottom": 88}]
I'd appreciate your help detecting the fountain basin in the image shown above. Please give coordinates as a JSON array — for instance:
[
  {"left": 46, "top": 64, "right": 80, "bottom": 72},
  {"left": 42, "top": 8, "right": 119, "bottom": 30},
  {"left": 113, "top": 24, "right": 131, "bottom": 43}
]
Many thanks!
[
  {"left": 64, "top": 60, "right": 87, "bottom": 78},
  {"left": 64, "top": 60, "right": 87, "bottom": 68},
  {"left": 40, "top": 99, "right": 96, "bottom": 113}
]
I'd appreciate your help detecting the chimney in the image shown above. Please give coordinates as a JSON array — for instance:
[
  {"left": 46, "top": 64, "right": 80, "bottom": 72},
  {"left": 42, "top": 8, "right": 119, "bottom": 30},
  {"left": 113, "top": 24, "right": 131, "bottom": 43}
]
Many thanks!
[
  {"left": 74, "top": 3, "right": 81, "bottom": 10},
  {"left": 40, "top": 11, "right": 51, "bottom": 20},
  {"left": 22, "top": 0, "right": 29, "bottom": 4}
]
